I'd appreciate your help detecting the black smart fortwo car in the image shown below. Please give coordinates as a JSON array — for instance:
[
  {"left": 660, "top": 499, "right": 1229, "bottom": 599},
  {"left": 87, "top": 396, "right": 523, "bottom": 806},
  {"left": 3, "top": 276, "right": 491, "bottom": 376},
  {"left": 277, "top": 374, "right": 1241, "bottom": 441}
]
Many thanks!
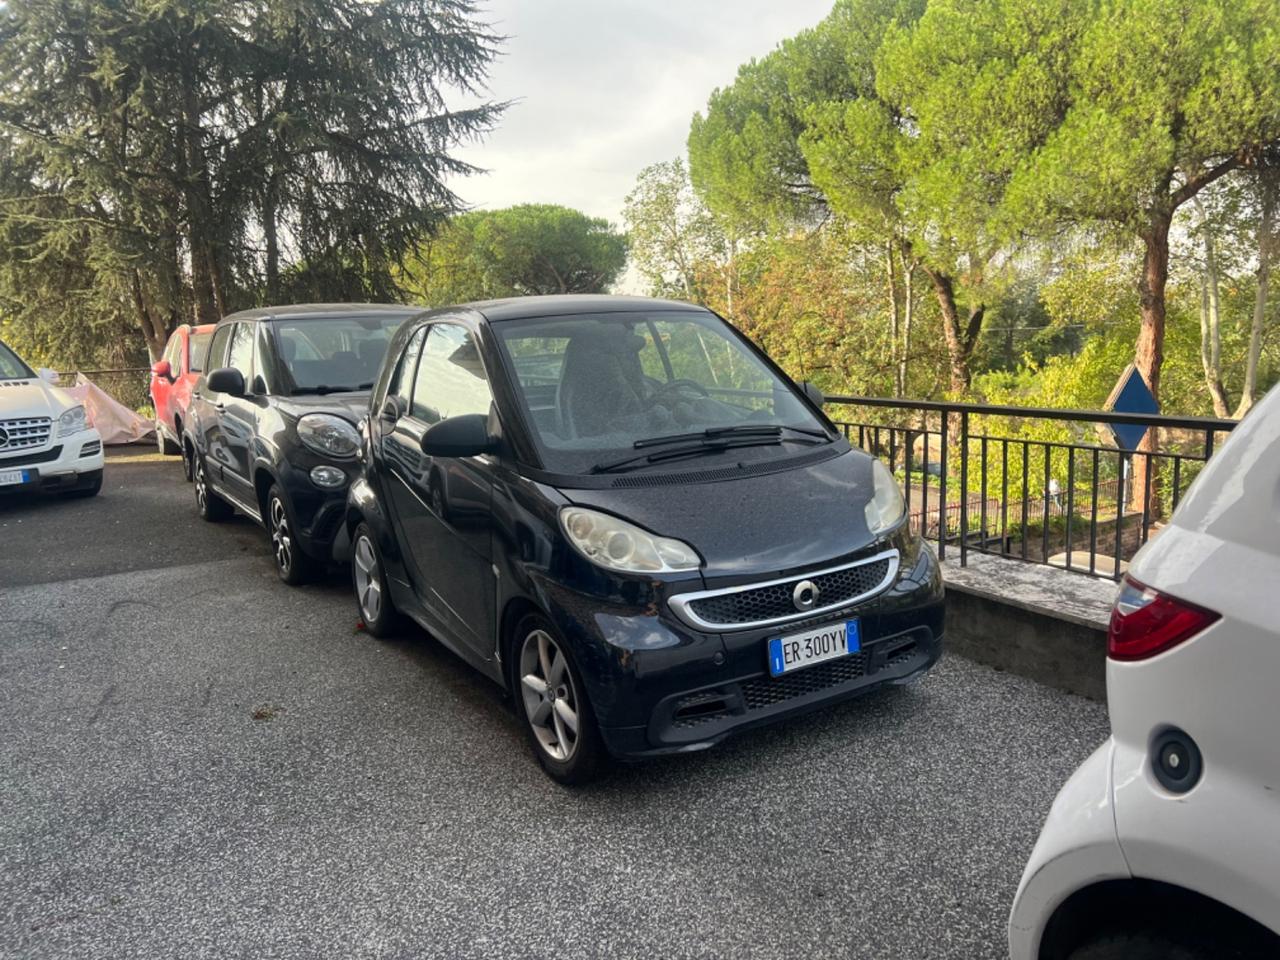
[
  {"left": 189, "top": 303, "right": 419, "bottom": 582},
  {"left": 347, "top": 295, "right": 944, "bottom": 783}
]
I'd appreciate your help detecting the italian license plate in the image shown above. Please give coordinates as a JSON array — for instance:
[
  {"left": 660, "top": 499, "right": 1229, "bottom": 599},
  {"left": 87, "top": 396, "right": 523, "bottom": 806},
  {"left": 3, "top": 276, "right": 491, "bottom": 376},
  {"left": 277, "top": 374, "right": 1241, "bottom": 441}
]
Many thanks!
[
  {"left": 0, "top": 468, "right": 30, "bottom": 487},
  {"left": 768, "top": 619, "right": 860, "bottom": 677}
]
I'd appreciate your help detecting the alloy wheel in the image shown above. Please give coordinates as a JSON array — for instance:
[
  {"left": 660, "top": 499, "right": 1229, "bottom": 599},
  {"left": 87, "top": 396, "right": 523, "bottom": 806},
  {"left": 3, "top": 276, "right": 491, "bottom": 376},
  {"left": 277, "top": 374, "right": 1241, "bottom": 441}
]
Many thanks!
[
  {"left": 270, "top": 496, "right": 293, "bottom": 574},
  {"left": 519, "top": 629, "right": 580, "bottom": 762},
  {"left": 353, "top": 533, "right": 382, "bottom": 623},
  {"left": 195, "top": 462, "right": 209, "bottom": 513}
]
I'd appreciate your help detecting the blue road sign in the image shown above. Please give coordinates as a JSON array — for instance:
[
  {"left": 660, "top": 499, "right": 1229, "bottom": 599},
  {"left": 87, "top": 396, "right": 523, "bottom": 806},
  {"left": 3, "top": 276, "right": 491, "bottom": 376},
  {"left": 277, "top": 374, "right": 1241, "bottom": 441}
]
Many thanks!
[{"left": 1104, "top": 364, "right": 1159, "bottom": 450}]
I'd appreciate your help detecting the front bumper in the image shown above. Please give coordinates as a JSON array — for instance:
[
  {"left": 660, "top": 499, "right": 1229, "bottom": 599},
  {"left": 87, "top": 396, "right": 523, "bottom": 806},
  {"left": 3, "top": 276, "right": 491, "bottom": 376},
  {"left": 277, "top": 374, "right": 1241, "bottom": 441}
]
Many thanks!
[
  {"left": 0, "top": 431, "right": 104, "bottom": 494},
  {"left": 274, "top": 455, "right": 354, "bottom": 564},
  {"left": 545, "top": 537, "right": 945, "bottom": 760}
]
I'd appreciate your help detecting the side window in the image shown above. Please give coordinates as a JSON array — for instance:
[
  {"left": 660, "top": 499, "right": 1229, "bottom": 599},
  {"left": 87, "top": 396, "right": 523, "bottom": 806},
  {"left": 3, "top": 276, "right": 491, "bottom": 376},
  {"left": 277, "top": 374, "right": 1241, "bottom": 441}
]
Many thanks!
[
  {"left": 189, "top": 332, "right": 212, "bottom": 374},
  {"left": 227, "top": 323, "right": 255, "bottom": 384},
  {"left": 164, "top": 333, "right": 183, "bottom": 373},
  {"left": 411, "top": 324, "right": 493, "bottom": 426},
  {"left": 206, "top": 324, "right": 234, "bottom": 373},
  {"left": 254, "top": 324, "right": 277, "bottom": 394},
  {"left": 387, "top": 327, "right": 426, "bottom": 413}
]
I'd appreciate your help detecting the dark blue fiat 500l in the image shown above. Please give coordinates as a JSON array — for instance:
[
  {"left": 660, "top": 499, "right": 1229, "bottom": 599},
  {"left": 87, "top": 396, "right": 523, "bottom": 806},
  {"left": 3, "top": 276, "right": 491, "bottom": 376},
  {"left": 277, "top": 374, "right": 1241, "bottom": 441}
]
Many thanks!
[{"left": 347, "top": 295, "right": 943, "bottom": 783}]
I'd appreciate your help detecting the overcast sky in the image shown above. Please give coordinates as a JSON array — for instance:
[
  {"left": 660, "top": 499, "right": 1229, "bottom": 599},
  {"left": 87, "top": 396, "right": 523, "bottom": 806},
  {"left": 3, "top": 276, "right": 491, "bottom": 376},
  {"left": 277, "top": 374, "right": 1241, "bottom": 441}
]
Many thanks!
[{"left": 452, "top": 0, "right": 833, "bottom": 226}]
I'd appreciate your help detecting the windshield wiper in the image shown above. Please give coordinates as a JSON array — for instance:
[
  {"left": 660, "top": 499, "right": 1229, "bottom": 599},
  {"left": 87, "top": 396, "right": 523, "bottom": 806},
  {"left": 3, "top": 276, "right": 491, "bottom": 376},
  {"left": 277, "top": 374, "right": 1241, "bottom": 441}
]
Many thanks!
[
  {"left": 590, "top": 435, "right": 789, "bottom": 475},
  {"left": 632, "top": 423, "right": 829, "bottom": 450}
]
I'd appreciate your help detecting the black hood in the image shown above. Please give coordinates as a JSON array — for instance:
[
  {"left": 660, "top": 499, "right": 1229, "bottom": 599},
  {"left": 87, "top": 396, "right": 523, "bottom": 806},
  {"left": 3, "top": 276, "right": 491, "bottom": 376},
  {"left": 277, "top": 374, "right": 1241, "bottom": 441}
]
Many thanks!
[
  {"left": 273, "top": 391, "right": 369, "bottom": 423},
  {"left": 559, "top": 448, "right": 885, "bottom": 580}
]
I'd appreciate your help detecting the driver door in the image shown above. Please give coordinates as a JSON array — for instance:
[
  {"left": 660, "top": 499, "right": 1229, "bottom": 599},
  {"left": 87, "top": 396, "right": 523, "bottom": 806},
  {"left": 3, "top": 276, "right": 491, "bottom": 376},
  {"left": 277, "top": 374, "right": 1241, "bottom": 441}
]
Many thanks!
[{"left": 387, "top": 322, "right": 496, "bottom": 663}]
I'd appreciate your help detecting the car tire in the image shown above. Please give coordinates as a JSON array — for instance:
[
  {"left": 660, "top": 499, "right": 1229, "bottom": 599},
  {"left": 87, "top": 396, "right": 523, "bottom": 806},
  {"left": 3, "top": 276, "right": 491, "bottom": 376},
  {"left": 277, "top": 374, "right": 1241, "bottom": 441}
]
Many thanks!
[
  {"left": 1069, "top": 928, "right": 1263, "bottom": 960},
  {"left": 156, "top": 422, "right": 180, "bottom": 455},
  {"left": 510, "top": 612, "right": 604, "bottom": 785},
  {"left": 180, "top": 437, "right": 194, "bottom": 482},
  {"left": 351, "top": 522, "right": 404, "bottom": 637},
  {"left": 194, "top": 455, "right": 232, "bottom": 522},
  {"left": 64, "top": 469, "right": 103, "bottom": 499},
  {"left": 267, "top": 484, "right": 315, "bottom": 586}
]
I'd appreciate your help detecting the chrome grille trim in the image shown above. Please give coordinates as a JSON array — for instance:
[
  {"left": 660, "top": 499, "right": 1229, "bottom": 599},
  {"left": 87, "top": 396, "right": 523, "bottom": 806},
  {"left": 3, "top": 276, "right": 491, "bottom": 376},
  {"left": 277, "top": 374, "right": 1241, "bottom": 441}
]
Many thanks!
[
  {"left": 669, "top": 548, "right": 900, "bottom": 631},
  {"left": 0, "top": 416, "right": 53, "bottom": 454}
]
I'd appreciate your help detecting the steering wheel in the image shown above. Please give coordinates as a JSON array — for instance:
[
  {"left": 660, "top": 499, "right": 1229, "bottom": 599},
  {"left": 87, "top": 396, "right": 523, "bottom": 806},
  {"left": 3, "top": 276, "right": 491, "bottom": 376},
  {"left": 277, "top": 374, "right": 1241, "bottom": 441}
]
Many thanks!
[{"left": 651, "top": 378, "right": 710, "bottom": 402}]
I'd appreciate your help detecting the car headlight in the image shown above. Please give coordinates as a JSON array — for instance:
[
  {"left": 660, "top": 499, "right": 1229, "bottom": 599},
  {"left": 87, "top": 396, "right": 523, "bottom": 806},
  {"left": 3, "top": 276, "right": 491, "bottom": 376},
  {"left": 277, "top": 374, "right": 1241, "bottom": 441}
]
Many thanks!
[
  {"left": 56, "top": 405, "right": 88, "bottom": 438},
  {"left": 296, "top": 413, "right": 360, "bottom": 459},
  {"left": 560, "top": 507, "right": 701, "bottom": 573},
  {"left": 865, "top": 458, "right": 906, "bottom": 535}
]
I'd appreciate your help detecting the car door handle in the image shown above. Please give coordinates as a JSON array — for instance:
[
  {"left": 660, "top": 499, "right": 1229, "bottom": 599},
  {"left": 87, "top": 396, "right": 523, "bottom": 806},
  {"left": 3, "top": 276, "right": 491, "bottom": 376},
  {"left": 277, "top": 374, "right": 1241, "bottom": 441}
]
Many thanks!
[{"left": 214, "top": 401, "right": 225, "bottom": 411}]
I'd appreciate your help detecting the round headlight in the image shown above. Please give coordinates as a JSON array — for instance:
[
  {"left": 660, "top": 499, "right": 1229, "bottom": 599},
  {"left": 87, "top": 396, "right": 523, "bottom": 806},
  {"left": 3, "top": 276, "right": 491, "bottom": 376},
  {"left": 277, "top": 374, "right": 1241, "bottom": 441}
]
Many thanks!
[
  {"left": 310, "top": 465, "right": 347, "bottom": 489},
  {"left": 296, "top": 413, "right": 360, "bottom": 459}
]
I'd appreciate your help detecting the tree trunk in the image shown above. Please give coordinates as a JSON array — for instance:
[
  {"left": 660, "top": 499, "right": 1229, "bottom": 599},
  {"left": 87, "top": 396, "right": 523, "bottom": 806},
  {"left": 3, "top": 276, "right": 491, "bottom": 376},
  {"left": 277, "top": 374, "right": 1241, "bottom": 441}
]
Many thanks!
[
  {"left": 181, "top": 59, "right": 219, "bottom": 325},
  {"left": 1197, "top": 220, "right": 1230, "bottom": 417},
  {"left": 900, "top": 247, "right": 914, "bottom": 399},
  {"left": 886, "top": 242, "right": 901, "bottom": 397},
  {"left": 922, "top": 267, "right": 983, "bottom": 395},
  {"left": 1131, "top": 210, "right": 1171, "bottom": 517},
  {"left": 1236, "top": 167, "right": 1276, "bottom": 418},
  {"left": 131, "top": 271, "right": 168, "bottom": 361}
]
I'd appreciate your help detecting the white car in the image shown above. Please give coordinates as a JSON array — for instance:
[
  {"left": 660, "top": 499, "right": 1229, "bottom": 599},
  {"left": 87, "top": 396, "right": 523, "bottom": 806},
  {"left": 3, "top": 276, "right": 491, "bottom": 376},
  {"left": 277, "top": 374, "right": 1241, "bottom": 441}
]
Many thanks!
[
  {"left": 0, "top": 338, "right": 104, "bottom": 497},
  {"left": 1009, "top": 384, "right": 1280, "bottom": 959}
]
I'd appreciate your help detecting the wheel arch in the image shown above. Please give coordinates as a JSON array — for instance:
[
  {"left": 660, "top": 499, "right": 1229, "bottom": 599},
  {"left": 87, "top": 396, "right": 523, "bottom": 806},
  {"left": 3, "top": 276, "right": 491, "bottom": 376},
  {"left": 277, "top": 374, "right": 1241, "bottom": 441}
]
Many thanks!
[
  {"left": 498, "top": 596, "right": 544, "bottom": 692},
  {"left": 252, "top": 463, "right": 280, "bottom": 520},
  {"left": 1039, "top": 878, "right": 1280, "bottom": 960}
]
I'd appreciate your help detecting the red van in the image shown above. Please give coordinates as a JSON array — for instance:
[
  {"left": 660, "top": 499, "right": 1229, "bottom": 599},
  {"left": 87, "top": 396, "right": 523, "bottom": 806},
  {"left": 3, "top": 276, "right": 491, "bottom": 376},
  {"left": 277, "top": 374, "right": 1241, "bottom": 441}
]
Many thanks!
[{"left": 150, "top": 323, "right": 215, "bottom": 479}]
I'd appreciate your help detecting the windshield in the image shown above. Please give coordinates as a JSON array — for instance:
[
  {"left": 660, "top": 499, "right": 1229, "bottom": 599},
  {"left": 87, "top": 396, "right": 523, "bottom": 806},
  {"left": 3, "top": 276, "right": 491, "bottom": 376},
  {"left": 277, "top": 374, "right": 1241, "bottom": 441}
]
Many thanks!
[
  {"left": 0, "top": 339, "right": 36, "bottom": 380},
  {"left": 494, "top": 311, "right": 829, "bottom": 474},
  {"left": 271, "top": 314, "right": 405, "bottom": 393}
]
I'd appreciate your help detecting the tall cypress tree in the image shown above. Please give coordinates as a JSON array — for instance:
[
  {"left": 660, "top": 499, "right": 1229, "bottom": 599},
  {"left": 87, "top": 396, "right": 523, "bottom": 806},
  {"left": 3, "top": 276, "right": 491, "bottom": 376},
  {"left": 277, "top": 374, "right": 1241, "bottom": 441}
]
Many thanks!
[{"left": 0, "top": 0, "right": 503, "bottom": 363}]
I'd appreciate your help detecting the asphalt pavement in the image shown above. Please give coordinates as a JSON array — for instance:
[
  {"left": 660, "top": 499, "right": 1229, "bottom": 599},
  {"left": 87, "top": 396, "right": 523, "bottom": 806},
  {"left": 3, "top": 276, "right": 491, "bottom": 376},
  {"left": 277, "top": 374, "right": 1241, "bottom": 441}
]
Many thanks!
[{"left": 1, "top": 449, "right": 1110, "bottom": 959}]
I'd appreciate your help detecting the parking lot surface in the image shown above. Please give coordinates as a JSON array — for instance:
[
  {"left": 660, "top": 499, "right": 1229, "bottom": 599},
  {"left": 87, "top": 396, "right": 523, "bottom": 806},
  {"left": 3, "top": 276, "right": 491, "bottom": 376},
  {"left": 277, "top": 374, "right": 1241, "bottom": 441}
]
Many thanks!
[{"left": 1, "top": 451, "right": 1110, "bottom": 959}]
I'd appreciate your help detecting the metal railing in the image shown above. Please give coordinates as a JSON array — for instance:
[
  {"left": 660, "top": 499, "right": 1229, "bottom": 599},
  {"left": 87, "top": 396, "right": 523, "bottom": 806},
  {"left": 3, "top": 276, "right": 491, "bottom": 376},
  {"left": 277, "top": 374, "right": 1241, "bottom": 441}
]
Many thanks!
[
  {"left": 57, "top": 368, "right": 152, "bottom": 413},
  {"left": 824, "top": 396, "right": 1237, "bottom": 581}
]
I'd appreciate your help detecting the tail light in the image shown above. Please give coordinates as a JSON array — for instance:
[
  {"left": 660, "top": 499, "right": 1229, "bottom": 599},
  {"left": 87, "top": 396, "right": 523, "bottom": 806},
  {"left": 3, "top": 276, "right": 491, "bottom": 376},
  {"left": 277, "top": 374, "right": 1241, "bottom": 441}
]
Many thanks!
[{"left": 1108, "top": 576, "right": 1219, "bottom": 661}]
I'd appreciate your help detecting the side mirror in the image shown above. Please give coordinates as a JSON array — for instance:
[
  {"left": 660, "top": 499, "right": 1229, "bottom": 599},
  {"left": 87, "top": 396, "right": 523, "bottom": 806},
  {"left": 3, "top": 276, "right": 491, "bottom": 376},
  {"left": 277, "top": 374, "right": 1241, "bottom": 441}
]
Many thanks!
[
  {"left": 38, "top": 367, "right": 60, "bottom": 384},
  {"left": 206, "top": 366, "right": 246, "bottom": 398},
  {"left": 420, "top": 413, "right": 495, "bottom": 458},
  {"left": 801, "top": 380, "right": 824, "bottom": 408},
  {"left": 151, "top": 359, "right": 173, "bottom": 381},
  {"left": 380, "top": 395, "right": 405, "bottom": 423}
]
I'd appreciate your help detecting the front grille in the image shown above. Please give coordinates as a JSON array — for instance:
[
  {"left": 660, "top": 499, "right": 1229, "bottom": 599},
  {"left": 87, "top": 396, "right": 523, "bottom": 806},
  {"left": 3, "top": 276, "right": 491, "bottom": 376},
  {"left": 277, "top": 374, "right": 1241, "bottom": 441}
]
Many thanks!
[
  {"left": 0, "top": 416, "right": 53, "bottom": 453},
  {"left": 670, "top": 691, "right": 733, "bottom": 729},
  {"left": 0, "top": 444, "right": 62, "bottom": 466},
  {"left": 740, "top": 654, "right": 869, "bottom": 710},
  {"left": 681, "top": 554, "right": 894, "bottom": 628}
]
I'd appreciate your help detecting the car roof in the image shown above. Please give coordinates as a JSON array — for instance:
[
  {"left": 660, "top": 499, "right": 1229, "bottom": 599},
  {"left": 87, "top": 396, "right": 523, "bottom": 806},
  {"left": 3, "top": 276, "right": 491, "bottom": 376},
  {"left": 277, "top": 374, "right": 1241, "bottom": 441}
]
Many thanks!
[
  {"left": 460, "top": 294, "right": 706, "bottom": 323},
  {"left": 217, "top": 303, "right": 424, "bottom": 325}
]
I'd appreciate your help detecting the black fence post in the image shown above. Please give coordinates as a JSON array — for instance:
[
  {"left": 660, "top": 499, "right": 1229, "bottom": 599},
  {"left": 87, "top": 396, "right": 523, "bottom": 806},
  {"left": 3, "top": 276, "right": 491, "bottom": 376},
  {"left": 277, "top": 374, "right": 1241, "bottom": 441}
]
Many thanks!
[
  {"left": 939, "top": 411, "right": 949, "bottom": 561},
  {"left": 959, "top": 410, "right": 969, "bottom": 568}
]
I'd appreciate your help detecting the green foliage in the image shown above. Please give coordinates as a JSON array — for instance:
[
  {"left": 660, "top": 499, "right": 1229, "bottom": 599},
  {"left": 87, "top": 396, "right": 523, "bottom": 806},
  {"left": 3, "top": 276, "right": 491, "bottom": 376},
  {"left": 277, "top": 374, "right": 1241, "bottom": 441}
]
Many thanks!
[
  {"left": 403, "top": 204, "right": 627, "bottom": 305},
  {"left": 1004, "top": 0, "right": 1280, "bottom": 229},
  {"left": 622, "top": 159, "right": 726, "bottom": 299},
  {"left": 0, "top": 0, "right": 503, "bottom": 366}
]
